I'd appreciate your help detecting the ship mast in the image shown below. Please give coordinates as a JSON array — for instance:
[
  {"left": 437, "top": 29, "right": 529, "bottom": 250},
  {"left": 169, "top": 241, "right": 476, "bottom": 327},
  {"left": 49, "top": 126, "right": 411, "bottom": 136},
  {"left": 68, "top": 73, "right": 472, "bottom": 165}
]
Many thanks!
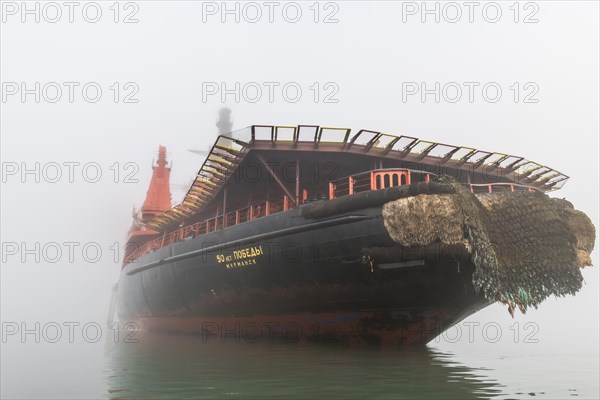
[
  {"left": 216, "top": 107, "right": 233, "bottom": 135},
  {"left": 188, "top": 108, "right": 233, "bottom": 157},
  {"left": 140, "top": 145, "right": 172, "bottom": 223}
]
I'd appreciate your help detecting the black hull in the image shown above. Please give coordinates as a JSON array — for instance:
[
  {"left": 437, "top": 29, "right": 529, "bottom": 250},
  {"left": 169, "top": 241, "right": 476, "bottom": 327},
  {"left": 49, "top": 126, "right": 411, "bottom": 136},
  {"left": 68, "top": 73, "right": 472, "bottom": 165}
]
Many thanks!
[{"left": 118, "top": 203, "right": 489, "bottom": 345}]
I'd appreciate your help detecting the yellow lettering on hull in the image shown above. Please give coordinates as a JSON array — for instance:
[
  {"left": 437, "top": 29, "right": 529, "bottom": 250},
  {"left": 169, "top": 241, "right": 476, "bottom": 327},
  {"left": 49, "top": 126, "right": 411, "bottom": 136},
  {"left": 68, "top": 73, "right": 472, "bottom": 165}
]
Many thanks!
[{"left": 217, "top": 245, "right": 263, "bottom": 269}]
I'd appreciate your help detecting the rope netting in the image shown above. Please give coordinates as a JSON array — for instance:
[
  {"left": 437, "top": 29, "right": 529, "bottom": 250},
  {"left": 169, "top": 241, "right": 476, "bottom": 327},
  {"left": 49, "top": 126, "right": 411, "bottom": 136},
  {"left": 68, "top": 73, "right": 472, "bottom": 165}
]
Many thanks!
[{"left": 382, "top": 176, "right": 595, "bottom": 315}]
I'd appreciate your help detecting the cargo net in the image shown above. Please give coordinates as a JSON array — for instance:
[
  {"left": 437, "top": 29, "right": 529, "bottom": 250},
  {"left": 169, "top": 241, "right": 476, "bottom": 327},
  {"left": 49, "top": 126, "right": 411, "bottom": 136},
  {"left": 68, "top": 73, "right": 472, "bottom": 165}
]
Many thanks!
[{"left": 382, "top": 176, "right": 595, "bottom": 316}]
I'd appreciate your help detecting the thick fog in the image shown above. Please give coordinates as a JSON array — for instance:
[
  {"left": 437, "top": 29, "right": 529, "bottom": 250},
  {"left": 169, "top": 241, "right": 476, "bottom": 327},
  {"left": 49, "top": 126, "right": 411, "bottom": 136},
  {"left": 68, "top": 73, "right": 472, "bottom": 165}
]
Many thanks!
[{"left": 1, "top": 0, "right": 598, "bottom": 355}]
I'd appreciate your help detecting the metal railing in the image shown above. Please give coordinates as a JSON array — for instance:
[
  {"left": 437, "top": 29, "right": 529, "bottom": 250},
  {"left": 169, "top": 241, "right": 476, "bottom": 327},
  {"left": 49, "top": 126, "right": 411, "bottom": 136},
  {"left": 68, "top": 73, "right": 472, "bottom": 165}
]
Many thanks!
[
  {"left": 124, "top": 194, "right": 294, "bottom": 264},
  {"left": 329, "top": 168, "right": 433, "bottom": 199},
  {"left": 128, "top": 169, "right": 542, "bottom": 264},
  {"left": 247, "top": 125, "right": 568, "bottom": 191},
  {"left": 144, "top": 125, "right": 568, "bottom": 234},
  {"left": 468, "top": 182, "right": 538, "bottom": 194}
]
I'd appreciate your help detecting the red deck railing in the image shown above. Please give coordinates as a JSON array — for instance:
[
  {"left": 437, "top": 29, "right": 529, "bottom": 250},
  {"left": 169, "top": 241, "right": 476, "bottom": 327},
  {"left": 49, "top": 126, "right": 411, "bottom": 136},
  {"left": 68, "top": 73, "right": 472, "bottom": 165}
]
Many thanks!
[
  {"left": 125, "top": 168, "right": 539, "bottom": 264},
  {"left": 124, "top": 194, "right": 294, "bottom": 264},
  {"left": 468, "top": 182, "right": 537, "bottom": 194},
  {"left": 329, "top": 169, "right": 432, "bottom": 199}
]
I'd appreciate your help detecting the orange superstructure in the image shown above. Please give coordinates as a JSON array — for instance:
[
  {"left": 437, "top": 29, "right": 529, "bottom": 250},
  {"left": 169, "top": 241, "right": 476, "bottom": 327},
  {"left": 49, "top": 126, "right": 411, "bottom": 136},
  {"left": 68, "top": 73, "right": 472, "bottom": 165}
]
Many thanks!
[
  {"left": 141, "top": 145, "right": 172, "bottom": 222},
  {"left": 124, "top": 146, "right": 172, "bottom": 259}
]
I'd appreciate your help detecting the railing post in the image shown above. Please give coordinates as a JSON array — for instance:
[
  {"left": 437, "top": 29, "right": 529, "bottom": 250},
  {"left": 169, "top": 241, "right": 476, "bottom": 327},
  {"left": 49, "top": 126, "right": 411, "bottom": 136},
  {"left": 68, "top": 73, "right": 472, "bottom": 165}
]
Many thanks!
[
  {"left": 266, "top": 201, "right": 270, "bottom": 216},
  {"left": 329, "top": 182, "right": 335, "bottom": 200},
  {"left": 295, "top": 159, "right": 300, "bottom": 207},
  {"left": 284, "top": 195, "right": 289, "bottom": 211},
  {"left": 371, "top": 172, "right": 376, "bottom": 190},
  {"left": 349, "top": 176, "right": 354, "bottom": 195}
]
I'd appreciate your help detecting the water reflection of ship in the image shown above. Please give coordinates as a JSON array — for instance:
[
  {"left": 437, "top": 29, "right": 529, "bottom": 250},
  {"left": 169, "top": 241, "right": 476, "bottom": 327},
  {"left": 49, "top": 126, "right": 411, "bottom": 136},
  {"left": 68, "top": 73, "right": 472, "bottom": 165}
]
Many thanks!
[{"left": 105, "top": 333, "right": 504, "bottom": 399}]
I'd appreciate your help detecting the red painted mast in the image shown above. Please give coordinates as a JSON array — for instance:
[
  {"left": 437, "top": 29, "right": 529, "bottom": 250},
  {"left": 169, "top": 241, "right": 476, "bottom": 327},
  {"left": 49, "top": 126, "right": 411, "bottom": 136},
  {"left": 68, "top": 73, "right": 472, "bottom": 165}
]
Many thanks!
[
  {"left": 124, "top": 146, "right": 172, "bottom": 261},
  {"left": 141, "top": 145, "right": 172, "bottom": 223}
]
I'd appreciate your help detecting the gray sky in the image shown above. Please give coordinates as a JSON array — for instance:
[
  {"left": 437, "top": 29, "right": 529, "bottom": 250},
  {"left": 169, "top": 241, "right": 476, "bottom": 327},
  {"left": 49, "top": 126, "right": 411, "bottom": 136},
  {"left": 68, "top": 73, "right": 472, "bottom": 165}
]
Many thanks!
[{"left": 1, "top": 1, "right": 598, "bottom": 351}]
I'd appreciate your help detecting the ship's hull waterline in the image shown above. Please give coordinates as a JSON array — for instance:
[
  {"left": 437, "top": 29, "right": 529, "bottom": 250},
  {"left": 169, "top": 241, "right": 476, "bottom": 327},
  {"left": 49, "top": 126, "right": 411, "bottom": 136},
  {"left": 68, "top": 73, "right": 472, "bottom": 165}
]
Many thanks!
[{"left": 118, "top": 199, "right": 488, "bottom": 346}]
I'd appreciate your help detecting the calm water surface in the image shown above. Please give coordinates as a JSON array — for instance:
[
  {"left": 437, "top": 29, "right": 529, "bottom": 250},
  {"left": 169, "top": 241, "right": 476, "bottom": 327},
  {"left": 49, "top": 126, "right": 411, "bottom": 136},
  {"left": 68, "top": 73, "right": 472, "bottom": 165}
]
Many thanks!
[{"left": 2, "top": 331, "right": 598, "bottom": 399}]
